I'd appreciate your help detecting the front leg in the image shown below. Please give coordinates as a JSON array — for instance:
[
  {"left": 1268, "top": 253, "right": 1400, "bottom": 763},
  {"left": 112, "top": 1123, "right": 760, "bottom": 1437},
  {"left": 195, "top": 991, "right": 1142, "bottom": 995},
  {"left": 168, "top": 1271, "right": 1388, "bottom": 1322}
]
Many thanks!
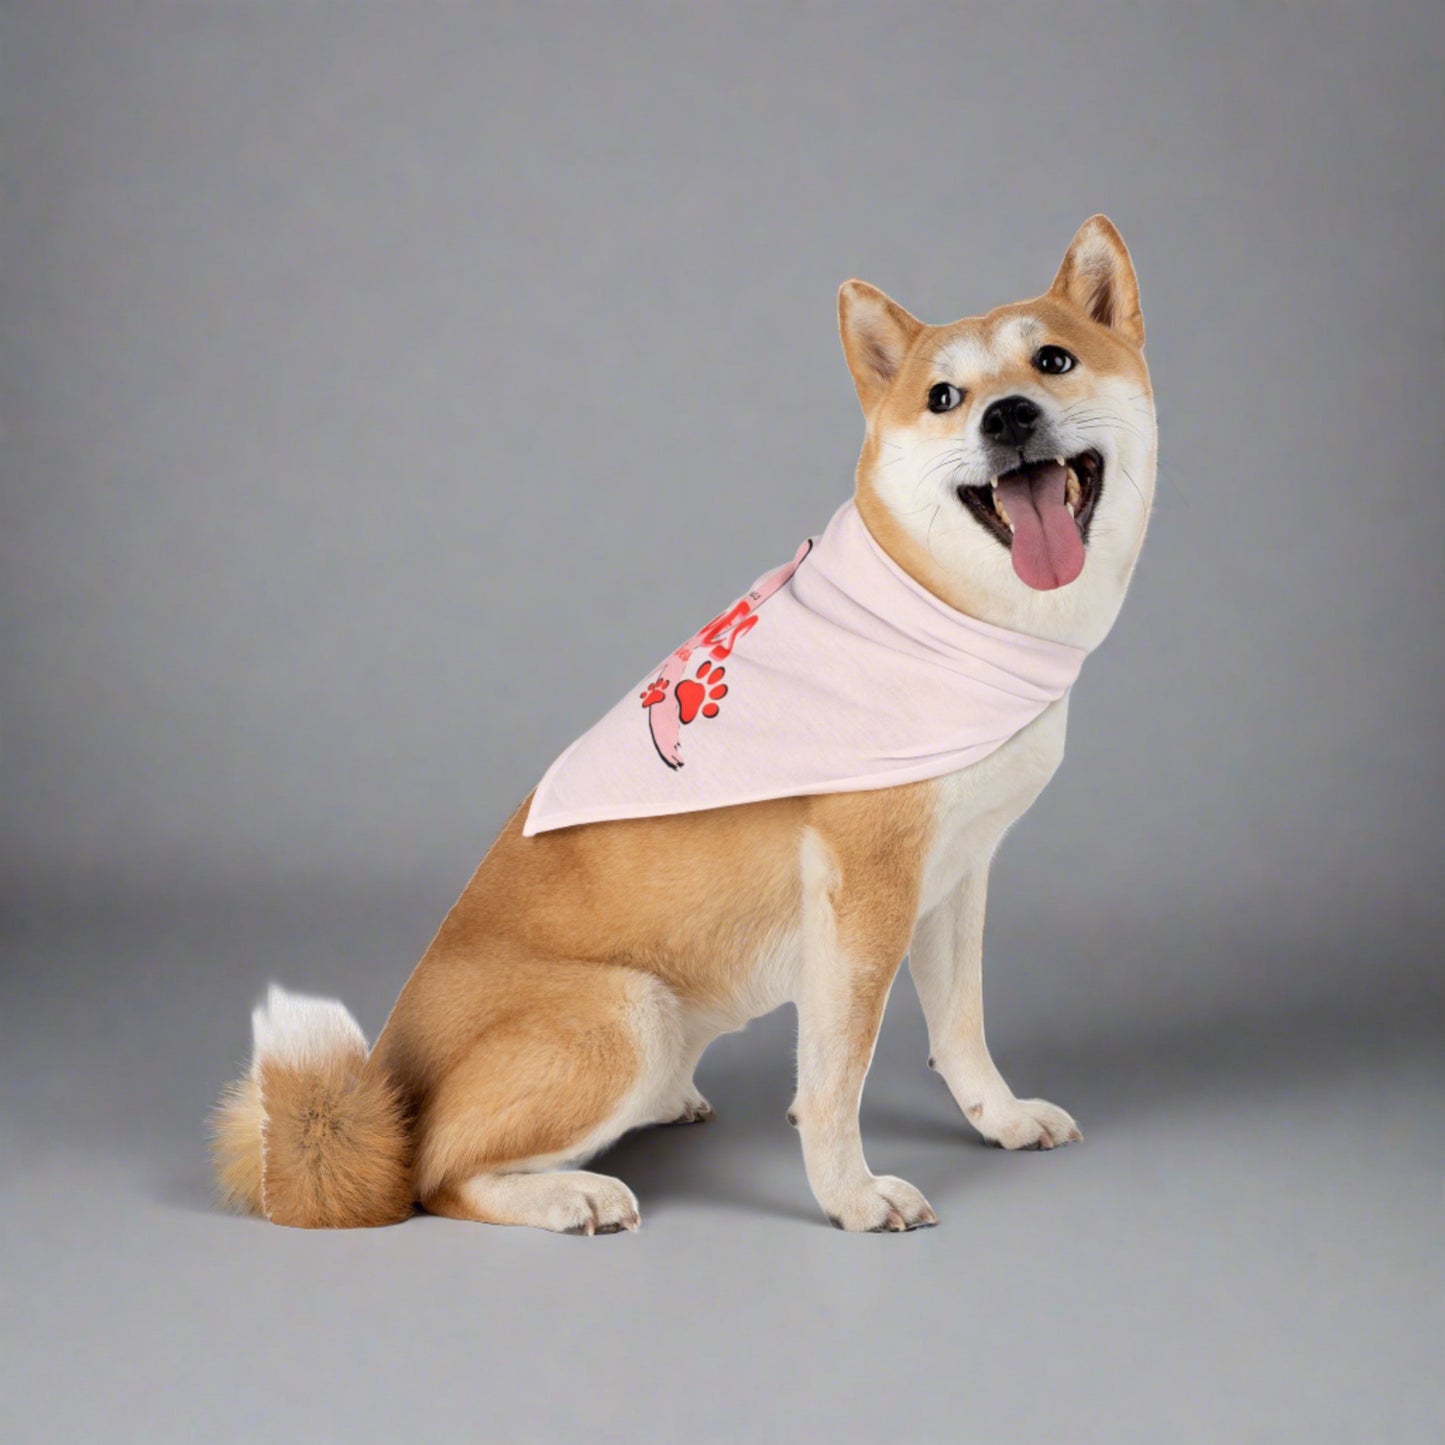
[
  {"left": 910, "top": 865, "right": 1081, "bottom": 1150},
  {"left": 790, "top": 824, "right": 937, "bottom": 1232}
]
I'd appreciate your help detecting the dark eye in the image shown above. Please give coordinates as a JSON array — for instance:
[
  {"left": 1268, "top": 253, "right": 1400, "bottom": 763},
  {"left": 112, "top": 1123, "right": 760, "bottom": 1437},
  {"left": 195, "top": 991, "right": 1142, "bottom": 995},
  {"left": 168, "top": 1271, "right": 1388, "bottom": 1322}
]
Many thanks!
[
  {"left": 927, "top": 382, "right": 964, "bottom": 413},
  {"left": 1033, "top": 345, "right": 1077, "bottom": 375}
]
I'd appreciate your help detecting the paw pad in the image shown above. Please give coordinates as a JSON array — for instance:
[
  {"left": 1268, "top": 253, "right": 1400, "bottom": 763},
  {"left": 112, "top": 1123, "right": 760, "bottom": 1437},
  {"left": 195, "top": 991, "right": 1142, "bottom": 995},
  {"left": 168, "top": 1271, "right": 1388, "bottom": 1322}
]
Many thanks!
[{"left": 674, "top": 660, "right": 728, "bottom": 725}]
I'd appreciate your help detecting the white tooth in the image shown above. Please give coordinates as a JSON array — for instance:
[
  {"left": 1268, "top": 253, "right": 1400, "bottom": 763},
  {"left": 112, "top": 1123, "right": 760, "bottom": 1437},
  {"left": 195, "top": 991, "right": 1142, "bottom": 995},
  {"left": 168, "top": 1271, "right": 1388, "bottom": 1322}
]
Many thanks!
[{"left": 1054, "top": 455, "right": 1065, "bottom": 467}]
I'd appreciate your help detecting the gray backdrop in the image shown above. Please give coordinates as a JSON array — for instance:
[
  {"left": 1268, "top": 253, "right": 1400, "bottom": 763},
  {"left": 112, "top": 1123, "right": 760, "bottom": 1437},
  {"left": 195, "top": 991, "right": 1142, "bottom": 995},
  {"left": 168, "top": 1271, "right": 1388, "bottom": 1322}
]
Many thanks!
[{"left": 2, "top": 4, "right": 1441, "bottom": 1443}]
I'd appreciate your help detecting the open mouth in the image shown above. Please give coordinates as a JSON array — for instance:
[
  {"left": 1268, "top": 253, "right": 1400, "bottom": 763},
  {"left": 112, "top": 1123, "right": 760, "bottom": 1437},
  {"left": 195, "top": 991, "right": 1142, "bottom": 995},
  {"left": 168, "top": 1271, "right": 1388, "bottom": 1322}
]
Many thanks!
[{"left": 956, "top": 449, "right": 1103, "bottom": 591}]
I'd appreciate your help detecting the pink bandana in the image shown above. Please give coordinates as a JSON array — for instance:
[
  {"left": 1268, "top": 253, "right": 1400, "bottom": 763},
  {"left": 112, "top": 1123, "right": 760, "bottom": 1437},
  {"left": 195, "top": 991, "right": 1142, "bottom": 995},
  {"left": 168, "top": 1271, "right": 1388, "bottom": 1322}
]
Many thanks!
[{"left": 524, "top": 501, "right": 1087, "bottom": 835}]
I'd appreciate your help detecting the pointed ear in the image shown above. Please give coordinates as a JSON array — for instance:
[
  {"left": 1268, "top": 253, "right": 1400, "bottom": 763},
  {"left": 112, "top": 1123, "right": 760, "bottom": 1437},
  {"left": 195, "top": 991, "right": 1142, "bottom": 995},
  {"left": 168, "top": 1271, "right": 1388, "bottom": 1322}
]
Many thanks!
[
  {"left": 838, "top": 280, "right": 924, "bottom": 413},
  {"left": 1050, "top": 215, "right": 1144, "bottom": 348}
]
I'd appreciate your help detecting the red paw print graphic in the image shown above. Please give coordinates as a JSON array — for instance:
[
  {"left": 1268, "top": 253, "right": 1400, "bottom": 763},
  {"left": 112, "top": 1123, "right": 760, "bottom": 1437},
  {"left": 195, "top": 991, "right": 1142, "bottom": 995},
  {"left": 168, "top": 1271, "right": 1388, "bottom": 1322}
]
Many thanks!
[
  {"left": 674, "top": 660, "right": 728, "bottom": 725},
  {"left": 639, "top": 675, "right": 669, "bottom": 708}
]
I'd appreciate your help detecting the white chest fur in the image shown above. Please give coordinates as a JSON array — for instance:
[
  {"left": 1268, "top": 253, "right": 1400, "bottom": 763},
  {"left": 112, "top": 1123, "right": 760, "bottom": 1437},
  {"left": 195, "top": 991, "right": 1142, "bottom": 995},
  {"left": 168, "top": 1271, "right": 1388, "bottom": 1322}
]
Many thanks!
[
  {"left": 915, "top": 695, "right": 1069, "bottom": 917},
  {"left": 714, "top": 695, "right": 1071, "bottom": 1031}
]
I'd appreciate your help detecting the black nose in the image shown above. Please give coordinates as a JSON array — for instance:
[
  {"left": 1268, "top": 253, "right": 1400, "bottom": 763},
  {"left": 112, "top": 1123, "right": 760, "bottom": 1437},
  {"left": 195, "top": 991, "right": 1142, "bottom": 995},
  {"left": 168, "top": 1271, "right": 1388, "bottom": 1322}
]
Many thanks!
[{"left": 980, "top": 395, "right": 1040, "bottom": 448}]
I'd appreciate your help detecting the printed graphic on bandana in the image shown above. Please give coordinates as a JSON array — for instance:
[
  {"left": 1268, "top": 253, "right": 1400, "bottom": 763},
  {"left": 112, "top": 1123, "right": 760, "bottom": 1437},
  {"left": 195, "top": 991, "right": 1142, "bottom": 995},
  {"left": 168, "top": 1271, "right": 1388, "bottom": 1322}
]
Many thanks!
[{"left": 639, "top": 538, "right": 813, "bottom": 770}]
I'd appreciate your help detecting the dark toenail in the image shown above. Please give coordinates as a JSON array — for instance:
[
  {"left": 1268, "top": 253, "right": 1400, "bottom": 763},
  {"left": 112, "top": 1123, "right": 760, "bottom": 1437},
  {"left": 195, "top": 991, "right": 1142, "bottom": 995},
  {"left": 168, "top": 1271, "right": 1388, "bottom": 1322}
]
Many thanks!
[
  {"left": 826, "top": 1214, "right": 844, "bottom": 1230},
  {"left": 927, "top": 1057, "right": 935, "bottom": 1069},
  {"left": 786, "top": 1110, "right": 798, "bottom": 1127}
]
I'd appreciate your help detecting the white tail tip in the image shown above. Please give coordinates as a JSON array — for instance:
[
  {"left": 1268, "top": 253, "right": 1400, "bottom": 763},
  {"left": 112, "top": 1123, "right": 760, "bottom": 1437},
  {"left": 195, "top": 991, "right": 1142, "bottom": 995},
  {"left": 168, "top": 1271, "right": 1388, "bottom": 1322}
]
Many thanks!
[{"left": 250, "top": 984, "right": 368, "bottom": 1073}]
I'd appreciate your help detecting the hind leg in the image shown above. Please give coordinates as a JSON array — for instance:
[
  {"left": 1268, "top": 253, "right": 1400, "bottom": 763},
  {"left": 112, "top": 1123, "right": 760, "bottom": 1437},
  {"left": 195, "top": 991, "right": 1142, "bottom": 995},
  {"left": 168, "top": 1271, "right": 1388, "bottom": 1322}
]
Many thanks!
[
  {"left": 415, "top": 963, "right": 683, "bottom": 1234},
  {"left": 429, "top": 1170, "right": 641, "bottom": 1235}
]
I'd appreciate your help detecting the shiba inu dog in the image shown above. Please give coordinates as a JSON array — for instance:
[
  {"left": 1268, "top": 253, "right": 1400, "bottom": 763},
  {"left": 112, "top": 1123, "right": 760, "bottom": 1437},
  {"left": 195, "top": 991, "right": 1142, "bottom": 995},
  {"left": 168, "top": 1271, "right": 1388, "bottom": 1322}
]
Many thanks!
[{"left": 213, "top": 215, "right": 1155, "bottom": 1234}]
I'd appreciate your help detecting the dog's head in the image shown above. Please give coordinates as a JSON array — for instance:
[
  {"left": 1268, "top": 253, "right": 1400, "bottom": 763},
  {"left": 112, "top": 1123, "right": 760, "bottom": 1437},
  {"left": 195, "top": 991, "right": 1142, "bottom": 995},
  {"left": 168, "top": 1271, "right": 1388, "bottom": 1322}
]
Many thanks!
[{"left": 840, "top": 216, "right": 1155, "bottom": 644}]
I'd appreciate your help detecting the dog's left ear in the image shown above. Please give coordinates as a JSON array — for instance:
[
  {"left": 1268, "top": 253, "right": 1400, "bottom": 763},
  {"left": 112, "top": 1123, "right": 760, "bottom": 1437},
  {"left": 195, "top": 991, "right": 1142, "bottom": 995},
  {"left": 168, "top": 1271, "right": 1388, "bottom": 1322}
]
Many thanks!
[{"left": 1050, "top": 215, "right": 1144, "bottom": 348}]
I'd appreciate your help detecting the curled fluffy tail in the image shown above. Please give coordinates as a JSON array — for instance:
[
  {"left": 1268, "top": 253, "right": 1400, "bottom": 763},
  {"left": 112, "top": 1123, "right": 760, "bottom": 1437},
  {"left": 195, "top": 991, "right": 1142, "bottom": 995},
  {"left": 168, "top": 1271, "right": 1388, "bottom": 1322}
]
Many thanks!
[{"left": 211, "top": 985, "right": 412, "bottom": 1228}]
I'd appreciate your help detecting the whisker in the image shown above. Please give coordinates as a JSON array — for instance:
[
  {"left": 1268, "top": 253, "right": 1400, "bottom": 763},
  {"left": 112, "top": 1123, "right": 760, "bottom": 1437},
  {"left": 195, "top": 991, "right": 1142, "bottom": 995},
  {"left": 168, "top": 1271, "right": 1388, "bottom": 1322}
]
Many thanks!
[
  {"left": 924, "top": 501, "right": 945, "bottom": 563},
  {"left": 1117, "top": 463, "right": 1148, "bottom": 512}
]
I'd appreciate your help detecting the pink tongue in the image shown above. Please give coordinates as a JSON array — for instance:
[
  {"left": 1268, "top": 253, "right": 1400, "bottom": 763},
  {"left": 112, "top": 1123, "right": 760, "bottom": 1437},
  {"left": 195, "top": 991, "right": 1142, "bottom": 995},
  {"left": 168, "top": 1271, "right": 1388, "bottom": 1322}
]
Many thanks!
[{"left": 997, "top": 461, "right": 1085, "bottom": 591}]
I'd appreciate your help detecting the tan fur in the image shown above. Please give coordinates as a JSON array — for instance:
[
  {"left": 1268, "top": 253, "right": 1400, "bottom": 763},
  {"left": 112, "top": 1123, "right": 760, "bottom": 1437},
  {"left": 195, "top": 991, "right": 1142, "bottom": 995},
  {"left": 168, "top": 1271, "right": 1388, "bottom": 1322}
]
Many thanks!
[
  {"left": 404, "top": 961, "right": 644, "bottom": 1201},
  {"left": 211, "top": 215, "right": 1155, "bottom": 1232},
  {"left": 805, "top": 786, "right": 935, "bottom": 1058},
  {"left": 212, "top": 994, "right": 412, "bottom": 1228},
  {"left": 253, "top": 1050, "right": 412, "bottom": 1229},
  {"left": 210, "top": 1072, "right": 265, "bottom": 1215}
]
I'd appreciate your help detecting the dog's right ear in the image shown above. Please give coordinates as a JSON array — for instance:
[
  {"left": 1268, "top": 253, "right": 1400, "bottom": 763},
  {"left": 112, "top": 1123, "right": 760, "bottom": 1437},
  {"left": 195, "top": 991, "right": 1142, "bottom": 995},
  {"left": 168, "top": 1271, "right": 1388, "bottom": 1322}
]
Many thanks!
[{"left": 838, "top": 281, "right": 923, "bottom": 415}]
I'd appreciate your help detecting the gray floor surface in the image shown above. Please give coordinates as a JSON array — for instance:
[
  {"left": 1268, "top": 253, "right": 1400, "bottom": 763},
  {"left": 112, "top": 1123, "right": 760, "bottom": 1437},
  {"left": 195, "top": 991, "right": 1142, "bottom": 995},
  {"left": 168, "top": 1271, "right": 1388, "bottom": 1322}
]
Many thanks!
[{"left": 2, "top": 884, "right": 1440, "bottom": 1445}]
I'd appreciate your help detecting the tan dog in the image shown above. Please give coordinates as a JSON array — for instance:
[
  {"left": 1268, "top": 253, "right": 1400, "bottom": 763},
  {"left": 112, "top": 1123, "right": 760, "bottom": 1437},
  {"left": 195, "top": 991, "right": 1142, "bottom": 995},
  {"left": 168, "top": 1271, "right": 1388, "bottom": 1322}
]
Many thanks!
[{"left": 214, "top": 215, "right": 1155, "bottom": 1234}]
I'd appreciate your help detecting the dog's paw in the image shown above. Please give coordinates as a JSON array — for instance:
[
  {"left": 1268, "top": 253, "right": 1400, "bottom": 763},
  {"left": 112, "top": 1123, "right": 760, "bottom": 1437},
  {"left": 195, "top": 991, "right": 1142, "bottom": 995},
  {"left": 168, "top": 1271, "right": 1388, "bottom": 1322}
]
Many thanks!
[
  {"left": 542, "top": 1173, "right": 641, "bottom": 1235},
  {"left": 663, "top": 1094, "right": 714, "bottom": 1125},
  {"left": 822, "top": 1176, "right": 937, "bottom": 1233},
  {"left": 971, "top": 1096, "right": 1081, "bottom": 1151}
]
